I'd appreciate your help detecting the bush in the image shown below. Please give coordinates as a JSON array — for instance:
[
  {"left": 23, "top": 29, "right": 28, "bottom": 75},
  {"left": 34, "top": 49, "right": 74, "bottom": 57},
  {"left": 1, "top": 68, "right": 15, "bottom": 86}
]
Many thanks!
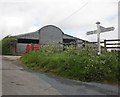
[
  {"left": 21, "top": 45, "right": 119, "bottom": 83},
  {"left": 1, "top": 36, "right": 17, "bottom": 55}
]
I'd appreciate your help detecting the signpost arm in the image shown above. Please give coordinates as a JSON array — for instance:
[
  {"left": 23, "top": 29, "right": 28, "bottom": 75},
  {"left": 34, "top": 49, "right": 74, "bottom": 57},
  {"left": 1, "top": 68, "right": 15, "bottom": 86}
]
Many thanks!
[{"left": 96, "top": 22, "right": 101, "bottom": 55}]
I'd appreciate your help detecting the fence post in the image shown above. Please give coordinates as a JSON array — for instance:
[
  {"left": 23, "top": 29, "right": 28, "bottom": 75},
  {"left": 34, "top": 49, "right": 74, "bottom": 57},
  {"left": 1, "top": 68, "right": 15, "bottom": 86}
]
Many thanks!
[{"left": 104, "top": 40, "right": 107, "bottom": 52}]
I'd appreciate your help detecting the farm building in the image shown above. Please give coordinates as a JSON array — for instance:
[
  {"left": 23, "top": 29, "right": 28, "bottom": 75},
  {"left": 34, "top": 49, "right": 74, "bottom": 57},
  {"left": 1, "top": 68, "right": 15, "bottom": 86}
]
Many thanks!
[{"left": 14, "top": 25, "right": 88, "bottom": 54}]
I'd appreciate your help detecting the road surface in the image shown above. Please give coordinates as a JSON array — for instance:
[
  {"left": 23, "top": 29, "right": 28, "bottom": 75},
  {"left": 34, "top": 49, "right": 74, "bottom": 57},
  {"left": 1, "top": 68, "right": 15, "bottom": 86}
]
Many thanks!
[
  {"left": 2, "top": 56, "right": 60, "bottom": 95},
  {"left": 2, "top": 56, "right": 119, "bottom": 95}
]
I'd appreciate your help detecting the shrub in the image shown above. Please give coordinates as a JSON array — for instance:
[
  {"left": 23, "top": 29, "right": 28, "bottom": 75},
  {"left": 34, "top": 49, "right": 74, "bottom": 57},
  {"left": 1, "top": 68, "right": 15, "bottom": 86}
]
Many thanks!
[
  {"left": 21, "top": 45, "right": 119, "bottom": 83},
  {"left": 1, "top": 36, "right": 17, "bottom": 55}
]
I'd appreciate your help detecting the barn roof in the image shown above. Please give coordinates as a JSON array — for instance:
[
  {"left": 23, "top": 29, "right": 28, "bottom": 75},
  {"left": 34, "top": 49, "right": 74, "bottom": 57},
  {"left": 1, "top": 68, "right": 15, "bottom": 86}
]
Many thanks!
[
  {"left": 38, "top": 25, "right": 64, "bottom": 34},
  {"left": 14, "top": 25, "right": 88, "bottom": 42},
  {"left": 14, "top": 31, "right": 39, "bottom": 40},
  {"left": 63, "top": 34, "right": 87, "bottom": 42}
]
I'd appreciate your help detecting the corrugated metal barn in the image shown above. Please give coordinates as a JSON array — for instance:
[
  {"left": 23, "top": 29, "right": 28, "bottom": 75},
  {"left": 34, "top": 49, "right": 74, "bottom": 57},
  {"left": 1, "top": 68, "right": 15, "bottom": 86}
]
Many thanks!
[{"left": 15, "top": 25, "right": 87, "bottom": 54}]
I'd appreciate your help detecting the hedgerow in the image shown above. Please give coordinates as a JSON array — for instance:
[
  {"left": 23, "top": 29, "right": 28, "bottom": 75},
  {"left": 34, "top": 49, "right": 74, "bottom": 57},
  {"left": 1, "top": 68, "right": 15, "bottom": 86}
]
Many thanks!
[{"left": 21, "top": 44, "right": 119, "bottom": 83}]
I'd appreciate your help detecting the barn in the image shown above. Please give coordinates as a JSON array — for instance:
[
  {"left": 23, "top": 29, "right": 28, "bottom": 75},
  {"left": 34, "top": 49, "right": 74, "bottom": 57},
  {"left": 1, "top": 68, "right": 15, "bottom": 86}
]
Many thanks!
[{"left": 14, "top": 25, "right": 87, "bottom": 54}]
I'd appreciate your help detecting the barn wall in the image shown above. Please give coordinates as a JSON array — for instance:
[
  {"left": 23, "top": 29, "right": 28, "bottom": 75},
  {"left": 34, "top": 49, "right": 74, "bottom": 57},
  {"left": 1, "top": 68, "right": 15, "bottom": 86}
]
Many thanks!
[
  {"left": 40, "top": 26, "right": 63, "bottom": 44},
  {"left": 16, "top": 43, "right": 27, "bottom": 54}
]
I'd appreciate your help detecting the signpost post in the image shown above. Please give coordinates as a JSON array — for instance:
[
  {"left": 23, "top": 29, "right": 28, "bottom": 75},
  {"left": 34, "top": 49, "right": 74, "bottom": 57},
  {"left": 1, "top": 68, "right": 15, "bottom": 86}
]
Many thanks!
[
  {"left": 96, "top": 22, "right": 101, "bottom": 55},
  {"left": 86, "top": 22, "right": 115, "bottom": 55}
]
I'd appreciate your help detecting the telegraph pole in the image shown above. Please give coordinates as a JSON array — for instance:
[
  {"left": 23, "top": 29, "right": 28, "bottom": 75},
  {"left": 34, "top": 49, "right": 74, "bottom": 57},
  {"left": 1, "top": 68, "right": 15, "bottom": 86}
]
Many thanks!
[{"left": 96, "top": 21, "right": 101, "bottom": 55}]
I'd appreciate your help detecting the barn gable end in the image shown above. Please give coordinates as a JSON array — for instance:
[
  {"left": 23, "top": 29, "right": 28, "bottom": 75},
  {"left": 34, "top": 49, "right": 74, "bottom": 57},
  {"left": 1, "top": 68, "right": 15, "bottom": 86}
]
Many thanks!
[{"left": 39, "top": 25, "right": 63, "bottom": 44}]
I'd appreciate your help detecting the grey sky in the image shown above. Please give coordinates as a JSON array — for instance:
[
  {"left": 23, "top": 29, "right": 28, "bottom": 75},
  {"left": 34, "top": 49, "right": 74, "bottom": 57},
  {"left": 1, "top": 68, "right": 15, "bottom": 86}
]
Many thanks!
[{"left": 0, "top": 0, "right": 118, "bottom": 41}]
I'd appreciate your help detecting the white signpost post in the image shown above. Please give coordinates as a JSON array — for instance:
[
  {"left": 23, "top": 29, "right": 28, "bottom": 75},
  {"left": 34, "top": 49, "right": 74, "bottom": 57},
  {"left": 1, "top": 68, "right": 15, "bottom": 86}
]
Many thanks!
[{"left": 86, "top": 22, "right": 115, "bottom": 55}]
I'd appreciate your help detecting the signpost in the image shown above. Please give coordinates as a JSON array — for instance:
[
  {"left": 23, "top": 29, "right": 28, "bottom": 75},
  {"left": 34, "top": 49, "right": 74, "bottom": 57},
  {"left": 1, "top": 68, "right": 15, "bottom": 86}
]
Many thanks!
[
  {"left": 96, "top": 22, "right": 101, "bottom": 55},
  {"left": 86, "top": 22, "right": 115, "bottom": 55}
]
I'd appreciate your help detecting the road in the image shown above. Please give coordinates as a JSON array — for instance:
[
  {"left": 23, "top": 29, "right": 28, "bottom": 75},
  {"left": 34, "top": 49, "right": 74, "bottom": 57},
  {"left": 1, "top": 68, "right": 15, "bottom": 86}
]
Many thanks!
[
  {"left": 2, "top": 56, "right": 119, "bottom": 95},
  {"left": 2, "top": 56, "right": 60, "bottom": 95}
]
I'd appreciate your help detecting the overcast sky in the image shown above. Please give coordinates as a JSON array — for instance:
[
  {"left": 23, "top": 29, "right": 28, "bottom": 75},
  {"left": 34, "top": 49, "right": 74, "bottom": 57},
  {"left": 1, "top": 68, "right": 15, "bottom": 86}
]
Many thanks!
[{"left": 0, "top": 0, "right": 119, "bottom": 41}]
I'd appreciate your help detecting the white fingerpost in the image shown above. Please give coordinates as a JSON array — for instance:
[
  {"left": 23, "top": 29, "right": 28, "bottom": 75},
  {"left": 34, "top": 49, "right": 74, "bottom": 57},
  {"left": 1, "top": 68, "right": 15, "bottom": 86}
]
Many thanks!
[
  {"left": 96, "top": 21, "right": 101, "bottom": 55},
  {"left": 86, "top": 22, "right": 114, "bottom": 55}
]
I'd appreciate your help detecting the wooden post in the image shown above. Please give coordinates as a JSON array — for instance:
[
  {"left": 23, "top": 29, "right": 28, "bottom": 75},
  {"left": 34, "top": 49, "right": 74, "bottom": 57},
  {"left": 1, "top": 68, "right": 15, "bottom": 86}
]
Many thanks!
[
  {"left": 15, "top": 39, "right": 18, "bottom": 55},
  {"left": 104, "top": 40, "right": 107, "bottom": 52},
  {"left": 38, "top": 30, "right": 40, "bottom": 45}
]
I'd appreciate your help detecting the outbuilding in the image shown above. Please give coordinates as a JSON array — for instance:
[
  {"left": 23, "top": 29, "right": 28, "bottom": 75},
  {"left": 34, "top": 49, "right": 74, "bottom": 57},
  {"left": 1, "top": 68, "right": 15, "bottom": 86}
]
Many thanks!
[{"left": 14, "top": 25, "right": 87, "bottom": 54}]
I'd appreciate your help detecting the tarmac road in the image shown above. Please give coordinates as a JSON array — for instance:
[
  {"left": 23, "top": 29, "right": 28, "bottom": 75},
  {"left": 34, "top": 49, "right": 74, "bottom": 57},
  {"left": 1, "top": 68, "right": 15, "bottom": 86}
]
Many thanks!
[
  {"left": 2, "top": 56, "right": 119, "bottom": 95},
  {"left": 2, "top": 56, "right": 61, "bottom": 95}
]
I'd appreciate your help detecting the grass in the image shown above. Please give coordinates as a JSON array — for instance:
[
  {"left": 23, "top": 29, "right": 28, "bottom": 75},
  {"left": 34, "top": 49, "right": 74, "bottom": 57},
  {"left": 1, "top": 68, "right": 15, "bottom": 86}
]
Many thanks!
[{"left": 21, "top": 44, "right": 119, "bottom": 84}]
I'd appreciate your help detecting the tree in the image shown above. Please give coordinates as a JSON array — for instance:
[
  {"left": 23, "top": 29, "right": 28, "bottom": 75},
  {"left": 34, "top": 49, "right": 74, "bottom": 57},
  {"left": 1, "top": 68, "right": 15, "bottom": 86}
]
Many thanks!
[{"left": 1, "top": 36, "right": 17, "bottom": 55}]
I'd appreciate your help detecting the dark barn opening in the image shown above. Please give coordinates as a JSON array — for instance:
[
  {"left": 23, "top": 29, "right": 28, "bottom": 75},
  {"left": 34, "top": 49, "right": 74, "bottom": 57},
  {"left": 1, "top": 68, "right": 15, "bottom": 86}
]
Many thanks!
[
  {"left": 63, "top": 39, "right": 76, "bottom": 44},
  {"left": 63, "top": 39, "right": 77, "bottom": 50},
  {"left": 18, "top": 39, "right": 39, "bottom": 44}
]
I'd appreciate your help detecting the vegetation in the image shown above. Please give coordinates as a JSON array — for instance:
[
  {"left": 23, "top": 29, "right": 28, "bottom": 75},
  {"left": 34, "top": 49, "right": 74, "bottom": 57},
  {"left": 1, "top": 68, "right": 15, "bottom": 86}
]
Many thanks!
[
  {"left": 21, "top": 44, "right": 119, "bottom": 84},
  {"left": 1, "top": 36, "right": 17, "bottom": 55}
]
